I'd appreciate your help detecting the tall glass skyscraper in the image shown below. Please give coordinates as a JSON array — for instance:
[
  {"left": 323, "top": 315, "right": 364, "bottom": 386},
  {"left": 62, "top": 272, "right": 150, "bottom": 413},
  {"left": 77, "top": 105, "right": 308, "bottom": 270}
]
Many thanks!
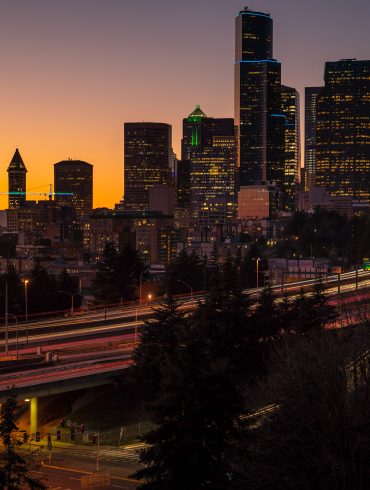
[
  {"left": 281, "top": 86, "right": 300, "bottom": 211},
  {"left": 235, "top": 7, "right": 284, "bottom": 187},
  {"left": 54, "top": 160, "right": 93, "bottom": 218},
  {"left": 124, "top": 123, "right": 173, "bottom": 211},
  {"left": 305, "top": 87, "right": 323, "bottom": 191},
  {"left": 315, "top": 60, "right": 370, "bottom": 200},
  {"left": 180, "top": 107, "right": 237, "bottom": 227}
]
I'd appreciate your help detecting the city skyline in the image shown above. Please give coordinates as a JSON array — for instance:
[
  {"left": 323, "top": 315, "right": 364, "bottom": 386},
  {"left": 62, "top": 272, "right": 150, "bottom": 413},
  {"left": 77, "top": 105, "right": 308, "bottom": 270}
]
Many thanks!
[{"left": 0, "top": 0, "right": 369, "bottom": 209}]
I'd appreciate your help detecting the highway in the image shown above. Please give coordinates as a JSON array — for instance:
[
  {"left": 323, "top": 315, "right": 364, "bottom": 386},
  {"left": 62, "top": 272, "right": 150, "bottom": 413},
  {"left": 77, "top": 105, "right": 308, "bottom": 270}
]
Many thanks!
[{"left": 0, "top": 267, "right": 369, "bottom": 399}]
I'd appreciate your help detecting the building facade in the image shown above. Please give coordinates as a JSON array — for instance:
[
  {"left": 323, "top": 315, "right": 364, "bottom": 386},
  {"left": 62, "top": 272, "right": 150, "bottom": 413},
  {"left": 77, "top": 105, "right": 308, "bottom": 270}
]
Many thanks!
[
  {"left": 305, "top": 87, "right": 323, "bottom": 191},
  {"left": 54, "top": 160, "right": 93, "bottom": 219},
  {"left": 124, "top": 122, "right": 173, "bottom": 211},
  {"left": 315, "top": 59, "right": 370, "bottom": 201},
  {"left": 281, "top": 85, "right": 300, "bottom": 211},
  {"left": 235, "top": 7, "right": 285, "bottom": 187},
  {"left": 181, "top": 107, "right": 237, "bottom": 229},
  {"left": 7, "top": 149, "right": 27, "bottom": 209}
]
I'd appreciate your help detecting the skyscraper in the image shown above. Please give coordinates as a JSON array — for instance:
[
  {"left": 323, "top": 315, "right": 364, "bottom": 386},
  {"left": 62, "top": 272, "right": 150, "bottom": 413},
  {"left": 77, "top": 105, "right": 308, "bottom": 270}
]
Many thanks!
[
  {"left": 315, "top": 59, "right": 370, "bottom": 200},
  {"left": 54, "top": 159, "right": 93, "bottom": 219},
  {"left": 305, "top": 87, "right": 323, "bottom": 191},
  {"left": 124, "top": 123, "right": 173, "bottom": 211},
  {"left": 281, "top": 85, "right": 300, "bottom": 211},
  {"left": 235, "top": 7, "right": 285, "bottom": 187},
  {"left": 7, "top": 148, "right": 27, "bottom": 209},
  {"left": 181, "top": 107, "right": 237, "bottom": 228}
]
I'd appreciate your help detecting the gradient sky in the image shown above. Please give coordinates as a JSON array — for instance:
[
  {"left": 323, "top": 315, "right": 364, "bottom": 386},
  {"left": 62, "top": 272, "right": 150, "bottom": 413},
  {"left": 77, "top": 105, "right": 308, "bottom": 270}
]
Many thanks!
[{"left": 0, "top": 0, "right": 370, "bottom": 209}]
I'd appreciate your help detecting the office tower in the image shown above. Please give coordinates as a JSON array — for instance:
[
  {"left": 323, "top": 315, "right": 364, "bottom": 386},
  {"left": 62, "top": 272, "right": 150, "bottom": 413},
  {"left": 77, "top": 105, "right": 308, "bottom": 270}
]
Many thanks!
[
  {"left": 315, "top": 59, "right": 370, "bottom": 200},
  {"left": 176, "top": 160, "right": 191, "bottom": 213},
  {"left": 182, "top": 106, "right": 234, "bottom": 160},
  {"left": 124, "top": 123, "right": 173, "bottom": 211},
  {"left": 7, "top": 148, "right": 27, "bottom": 209},
  {"left": 54, "top": 159, "right": 93, "bottom": 219},
  {"left": 281, "top": 85, "right": 300, "bottom": 211},
  {"left": 181, "top": 107, "right": 237, "bottom": 228},
  {"left": 235, "top": 7, "right": 285, "bottom": 187},
  {"left": 305, "top": 87, "right": 323, "bottom": 191}
]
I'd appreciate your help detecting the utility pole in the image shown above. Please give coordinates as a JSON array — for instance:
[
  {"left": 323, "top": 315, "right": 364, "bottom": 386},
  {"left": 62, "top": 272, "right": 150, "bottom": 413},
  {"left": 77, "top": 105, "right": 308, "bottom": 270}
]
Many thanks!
[
  {"left": 5, "top": 282, "right": 8, "bottom": 355},
  {"left": 96, "top": 431, "right": 100, "bottom": 472}
]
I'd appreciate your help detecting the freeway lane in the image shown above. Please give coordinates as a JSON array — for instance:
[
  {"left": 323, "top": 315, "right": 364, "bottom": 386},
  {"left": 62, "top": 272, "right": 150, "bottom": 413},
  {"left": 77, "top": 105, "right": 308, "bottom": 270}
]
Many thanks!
[
  {"left": 0, "top": 356, "right": 132, "bottom": 391},
  {"left": 1, "top": 268, "right": 369, "bottom": 345}
]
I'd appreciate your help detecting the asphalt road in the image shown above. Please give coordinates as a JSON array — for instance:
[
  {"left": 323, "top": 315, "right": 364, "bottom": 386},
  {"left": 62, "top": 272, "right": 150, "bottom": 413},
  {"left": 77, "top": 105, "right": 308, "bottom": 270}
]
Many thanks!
[{"left": 30, "top": 443, "right": 141, "bottom": 489}]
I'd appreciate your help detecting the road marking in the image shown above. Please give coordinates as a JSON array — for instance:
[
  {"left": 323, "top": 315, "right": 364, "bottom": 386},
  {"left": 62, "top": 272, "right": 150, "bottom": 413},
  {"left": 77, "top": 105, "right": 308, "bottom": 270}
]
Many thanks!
[{"left": 42, "top": 462, "right": 141, "bottom": 483}]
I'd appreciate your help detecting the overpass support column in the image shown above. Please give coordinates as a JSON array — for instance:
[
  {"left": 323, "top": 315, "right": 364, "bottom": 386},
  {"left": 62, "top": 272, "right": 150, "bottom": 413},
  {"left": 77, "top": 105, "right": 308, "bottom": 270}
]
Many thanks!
[{"left": 30, "top": 397, "right": 38, "bottom": 435}]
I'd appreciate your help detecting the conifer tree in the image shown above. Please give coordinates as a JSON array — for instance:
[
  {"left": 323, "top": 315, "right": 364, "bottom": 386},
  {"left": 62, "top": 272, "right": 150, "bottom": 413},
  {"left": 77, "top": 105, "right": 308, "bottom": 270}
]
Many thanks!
[{"left": 0, "top": 396, "right": 45, "bottom": 489}]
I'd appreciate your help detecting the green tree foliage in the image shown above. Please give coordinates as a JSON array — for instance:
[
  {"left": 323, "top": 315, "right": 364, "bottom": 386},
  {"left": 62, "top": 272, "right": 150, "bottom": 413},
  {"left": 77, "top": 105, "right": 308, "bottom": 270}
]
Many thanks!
[
  {"left": 92, "top": 242, "right": 146, "bottom": 303},
  {"left": 0, "top": 396, "right": 45, "bottom": 489}
]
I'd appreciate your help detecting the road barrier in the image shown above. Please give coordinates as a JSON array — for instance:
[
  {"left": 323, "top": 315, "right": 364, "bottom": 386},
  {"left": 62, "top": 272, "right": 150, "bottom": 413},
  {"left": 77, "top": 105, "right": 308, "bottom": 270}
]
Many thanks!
[{"left": 81, "top": 472, "right": 110, "bottom": 488}]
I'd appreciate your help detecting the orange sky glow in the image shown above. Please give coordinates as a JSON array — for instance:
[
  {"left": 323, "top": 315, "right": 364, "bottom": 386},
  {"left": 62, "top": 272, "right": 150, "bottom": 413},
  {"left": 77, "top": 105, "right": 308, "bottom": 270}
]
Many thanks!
[{"left": 0, "top": 0, "right": 369, "bottom": 209}]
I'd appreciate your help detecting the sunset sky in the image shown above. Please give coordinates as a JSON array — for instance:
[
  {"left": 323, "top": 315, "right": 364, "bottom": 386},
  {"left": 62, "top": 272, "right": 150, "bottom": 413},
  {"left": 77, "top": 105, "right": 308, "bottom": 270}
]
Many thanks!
[{"left": 0, "top": 0, "right": 369, "bottom": 209}]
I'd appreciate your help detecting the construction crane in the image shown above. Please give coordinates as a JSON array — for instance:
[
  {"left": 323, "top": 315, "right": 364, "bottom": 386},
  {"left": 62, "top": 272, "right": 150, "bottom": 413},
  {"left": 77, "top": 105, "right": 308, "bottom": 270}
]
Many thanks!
[{"left": 0, "top": 184, "right": 73, "bottom": 200}]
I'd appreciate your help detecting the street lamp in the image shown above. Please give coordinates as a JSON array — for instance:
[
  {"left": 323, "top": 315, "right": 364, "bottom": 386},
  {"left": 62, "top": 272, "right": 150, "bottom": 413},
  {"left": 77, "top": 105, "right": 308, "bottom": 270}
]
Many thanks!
[
  {"left": 176, "top": 279, "right": 193, "bottom": 301},
  {"left": 139, "top": 271, "right": 145, "bottom": 305},
  {"left": 5, "top": 282, "right": 8, "bottom": 355},
  {"left": 148, "top": 293, "right": 153, "bottom": 303},
  {"left": 23, "top": 279, "right": 29, "bottom": 344},
  {"left": 7, "top": 313, "right": 18, "bottom": 360},
  {"left": 59, "top": 291, "right": 79, "bottom": 316},
  {"left": 256, "top": 257, "right": 261, "bottom": 300}
]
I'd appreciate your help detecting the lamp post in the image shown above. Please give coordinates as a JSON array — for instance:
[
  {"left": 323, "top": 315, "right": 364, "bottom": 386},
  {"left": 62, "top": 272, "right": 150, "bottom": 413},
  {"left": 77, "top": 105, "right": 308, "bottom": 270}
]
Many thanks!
[
  {"left": 139, "top": 271, "right": 144, "bottom": 306},
  {"left": 59, "top": 291, "right": 79, "bottom": 316},
  {"left": 176, "top": 279, "right": 193, "bottom": 301},
  {"left": 5, "top": 282, "right": 8, "bottom": 355},
  {"left": 148, "top": 293, "right": 153, "bottom": 303},
  {"left": 23, "top": 279, "right": 29, "bottom": 344},
  {"left": 8, "top": 313, "right": 18, "bottom": 360},
  {"left": 256, "top": 257, "right": 261, "bottom": 300}
]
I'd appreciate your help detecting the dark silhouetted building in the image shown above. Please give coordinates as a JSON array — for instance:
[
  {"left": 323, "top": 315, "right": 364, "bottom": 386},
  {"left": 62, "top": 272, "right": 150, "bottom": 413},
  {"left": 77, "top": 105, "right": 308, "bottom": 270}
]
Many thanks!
[
  {"left": 315, "top": 59, "right": 370, "bottom": 201},
  {"left": 305, "top": 87, "right": 323, "bottom": 191},
  {"left": 281, "top": 85, "right": 300, "bottom": 211},
  {"left": 176, "top": 160, "right": 191, "bottom": 213},
  {"left": 124, "top": 122, "right": 173, "bottom": 211},
  {"left": 235, "top": 7, "right": 285, "bottom": 187},
  {"left": 8, "top": 149, "right": 27, "bottom": 209},
  {"left": 54, "top": 160, "right": 93, "bottom": 219}
]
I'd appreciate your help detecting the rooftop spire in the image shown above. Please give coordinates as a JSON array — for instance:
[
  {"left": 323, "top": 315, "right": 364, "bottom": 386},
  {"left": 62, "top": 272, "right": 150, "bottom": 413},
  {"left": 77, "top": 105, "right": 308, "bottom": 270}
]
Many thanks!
[
  {"left": 187, "top": 105, "right": 207, "bottom": 122},
  {"left": 7, "top": 148, "right": 27, "bottom": 172}
]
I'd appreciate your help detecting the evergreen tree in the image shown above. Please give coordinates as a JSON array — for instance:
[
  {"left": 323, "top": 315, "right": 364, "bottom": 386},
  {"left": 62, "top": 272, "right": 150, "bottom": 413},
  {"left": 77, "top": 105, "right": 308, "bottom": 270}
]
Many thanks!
[
  {"left": 131, "top": 296, "right": 187, "bottom": 400},
  {"left": 133, "top": 261, "right": 251, "bottom": 489},
  {"left": 165, "top": 249, "right": 204, "bottom": 295},
  {"left": 57, "top": 269, "right": 81, "bottom": 311},
  {"left": 92, "top": 242, "right": 146, "bottom": 303},
  {"left": 27, "top": 263, "right": 59, "bottom": 314},
  {"left": 289, "top": 281, "right": 337, "bottom": 334},
  {"left": 0, "top": 396, "right": 45, "bottom": 489}
]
